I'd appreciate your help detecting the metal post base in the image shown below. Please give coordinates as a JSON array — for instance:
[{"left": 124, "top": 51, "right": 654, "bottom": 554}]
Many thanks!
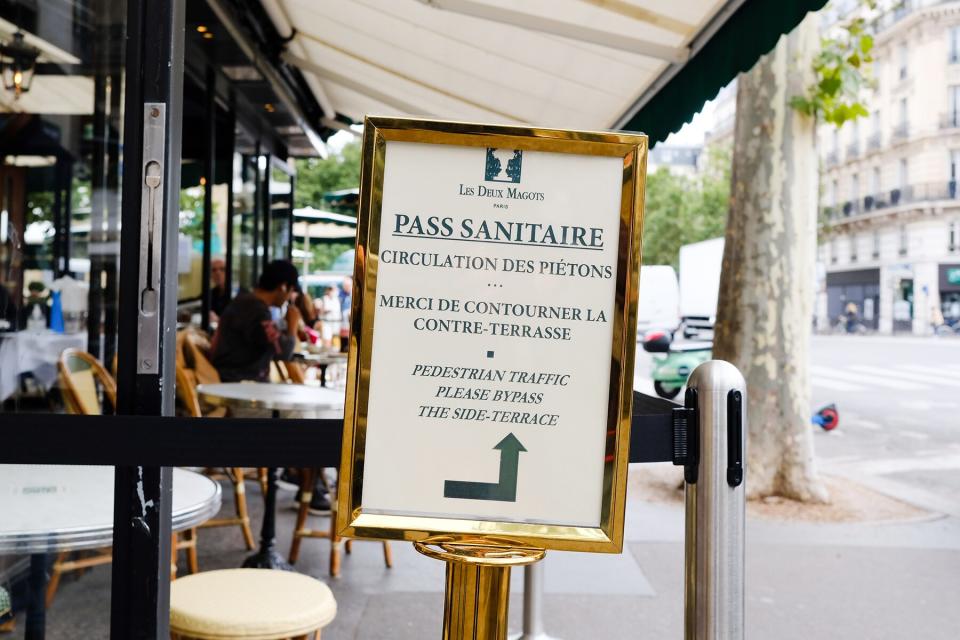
[
  {"left": 415, "top": 536, "right": 545, "bottom": 640},
  {"left": 509, "top": 562, "right": 560, "bottom": 640}
]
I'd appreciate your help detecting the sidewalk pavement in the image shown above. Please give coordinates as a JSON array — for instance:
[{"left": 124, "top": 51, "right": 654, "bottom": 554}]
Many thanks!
[{"left": 18, "top": 464, "right": 960, "bottom": 639}]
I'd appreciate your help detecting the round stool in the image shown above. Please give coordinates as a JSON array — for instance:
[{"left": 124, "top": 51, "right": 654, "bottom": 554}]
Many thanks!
[{"left": 170, "top": 568, "right": 337, "bottom": 640}]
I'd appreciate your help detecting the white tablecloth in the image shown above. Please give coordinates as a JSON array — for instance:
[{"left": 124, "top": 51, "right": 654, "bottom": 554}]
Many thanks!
[{"left": 0, "top": 330, "right": 88, "bottom": 401}]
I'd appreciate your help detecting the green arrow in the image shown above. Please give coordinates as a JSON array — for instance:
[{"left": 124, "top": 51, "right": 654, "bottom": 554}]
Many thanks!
[{"left": 444, "top": 433, "right": 527, "bottom": 502}]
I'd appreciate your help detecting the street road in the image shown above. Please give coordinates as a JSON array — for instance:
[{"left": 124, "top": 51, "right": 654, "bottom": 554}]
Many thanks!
[{"left": 634, "top": 334, "right": 960, "bottom": 515}]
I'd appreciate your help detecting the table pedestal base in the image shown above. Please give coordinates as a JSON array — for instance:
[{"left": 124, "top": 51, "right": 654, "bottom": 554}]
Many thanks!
[
  {"left": 241, "top": 547, "right": 293, "bottom": 571},
  {"left": 243, "top": 465, "right": 293, "bottom": 571}
]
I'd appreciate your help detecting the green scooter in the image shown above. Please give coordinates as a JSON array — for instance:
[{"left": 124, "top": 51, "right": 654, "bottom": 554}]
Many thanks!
[{"left": 641, "top": 330, "right": 712, "bottom": 399}]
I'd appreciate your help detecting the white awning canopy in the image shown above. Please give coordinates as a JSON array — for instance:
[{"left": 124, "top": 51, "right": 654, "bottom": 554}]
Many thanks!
[{"left": 259, "top": 0, "right": 732, "bottom": 132}]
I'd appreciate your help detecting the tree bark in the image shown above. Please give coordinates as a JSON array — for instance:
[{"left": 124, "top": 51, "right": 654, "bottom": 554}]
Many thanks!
[{"left": 713, "top": 14, "right": 828, "bottom": 503}]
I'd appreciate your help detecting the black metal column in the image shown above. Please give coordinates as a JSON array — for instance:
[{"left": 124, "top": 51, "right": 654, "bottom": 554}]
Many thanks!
[
  {"left": 200, "top": 64, "right": 216, "bottom": 334},
  {"left": 88, "top": 31, "right": 108, "bottom": 360},
  {"left": 251, "top": 144, "right": 261, "bottom": 284},
  {"left": 224, "top": 95, "right": 236, "bottom": 301},
  {"left": 287, "top": 172, "right": 295, "bottom": 261},
  {"left": 111, "top": 0, "right": 185, "bottom": 638},
  {"left": 261, "top": 153, "right": 271, "bottom": 270},
  {"left": 52, "top": 157, "right": 65, "bottom": 278}
]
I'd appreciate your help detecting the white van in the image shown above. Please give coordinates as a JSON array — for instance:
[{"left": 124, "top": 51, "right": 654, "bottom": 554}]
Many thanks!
[
  {"left": 679, "top": 237, "right": 724, "bottom": 337},
  {"left": 636, "top": 265, "right": 680, "bottom": 338}
]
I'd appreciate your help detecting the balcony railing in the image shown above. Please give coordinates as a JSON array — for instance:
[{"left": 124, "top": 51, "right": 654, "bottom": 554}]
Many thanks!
[
  {"left": 846, "top": 142, "right": 860, "bottom": 159},
  {"left": 823, "top": 181, "right": 960, "bottom": 220},
  {"left": 867, "top": 132, "right": 881, "bottom": 150},
  {"left": 941, "top": 112, "right": 960, "bottom": 129},
  {"left": 891, "top": 122, "right": 909, "bottom": 140}
]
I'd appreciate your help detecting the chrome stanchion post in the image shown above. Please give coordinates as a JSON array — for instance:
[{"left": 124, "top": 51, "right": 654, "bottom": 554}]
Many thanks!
[
  {"left": 512, "top": 563, "right": 559, "bottom": 640},
  {"left": 683, "top": 360, "right": 746, "bottom": 640}
]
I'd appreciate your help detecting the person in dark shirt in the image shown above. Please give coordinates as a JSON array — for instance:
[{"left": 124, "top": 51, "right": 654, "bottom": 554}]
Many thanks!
[
  {"left": 209, "top": 257, "right": 231, "bottom": 321},
  {"left": 210, "top": 260, "right": 302, "bottom": 382}
]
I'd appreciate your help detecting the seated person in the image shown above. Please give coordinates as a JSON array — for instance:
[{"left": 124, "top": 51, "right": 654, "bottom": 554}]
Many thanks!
[
  {"left": 210, "top": 260, "right": 302, "bottom": 382},
  {"left": 209, "top": 257, "right": 231, "bottom": 322}
]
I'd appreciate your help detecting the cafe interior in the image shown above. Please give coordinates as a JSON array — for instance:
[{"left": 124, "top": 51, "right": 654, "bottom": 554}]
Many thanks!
[
  {"left": 0, "top": 0, "right": 364, "bottom": 635},
  {"left": 0, "top": 0, "right": 823, "bottom": 637}
]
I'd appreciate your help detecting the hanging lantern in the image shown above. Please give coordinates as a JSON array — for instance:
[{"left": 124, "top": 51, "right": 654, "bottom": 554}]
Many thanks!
[{"left": 0, "top": 32, "right": 40, "bottom": 99}]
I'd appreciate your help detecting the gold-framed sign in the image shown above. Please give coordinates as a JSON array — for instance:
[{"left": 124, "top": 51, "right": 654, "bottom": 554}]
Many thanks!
[{"left": 338, "top": 116, "right": 647, "bottom": 553}]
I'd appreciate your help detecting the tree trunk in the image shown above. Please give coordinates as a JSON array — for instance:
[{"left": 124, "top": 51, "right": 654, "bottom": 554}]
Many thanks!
[{"left": 713, "top": 14, "right": 828, "bottom": 503}]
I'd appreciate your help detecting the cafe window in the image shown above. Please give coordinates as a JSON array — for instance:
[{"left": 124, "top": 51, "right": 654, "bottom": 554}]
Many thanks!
[
  {"left": 232, "top": 154, "right": 260, "bottom": 294},
  {"left": 0, "top": 0, "right": 132, "bottom": 624},
  {"left": 269, "top": 162, "right": 294, "bottom": 265}
]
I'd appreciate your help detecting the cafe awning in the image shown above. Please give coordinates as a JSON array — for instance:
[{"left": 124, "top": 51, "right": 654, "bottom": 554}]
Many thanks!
[{"left": 258, "top": 0, "right": 826, "bottom": 145}]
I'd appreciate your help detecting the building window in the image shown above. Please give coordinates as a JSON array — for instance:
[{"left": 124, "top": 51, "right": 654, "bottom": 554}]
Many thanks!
[
  {"left": 866, "top": 167, "right": 880, "bottom": 210},
  {"left": 900, "top": 97, "right": 908, "bottom": 127},
  {"left": 898, "top": 43, "right": 908, "bottom": 79},
  {"left": 899, "top": 224, "right": 908, "bottom": 256},
  {"left": 951, "top": 26, "right": 960, "bottom": 63},
  {"left": 894, "top": 158, "right": 908, "bottom": 204},
  {"left": 851, "top": 173, "right": 860, "bottom": 212},
  {"left": 830, "top": 237, "right": 838, "bottom": 264},
  {"left": 950, "top": 86, "right": 960, "bottom": 128},
  {"left": 873, "top": 229, "right": 881, "bottom": 258},
  {"left": 850, "top": 234, "right": 858, "bottom": 263},
  {"left": 950, "top": 221, "right": 957, "bottom": 252},
  {"left": 951, "top": 151, "right": 960, "bottom": 198},
  {"left": 831, "top": 179, "right": 838, "bottom": 207}
]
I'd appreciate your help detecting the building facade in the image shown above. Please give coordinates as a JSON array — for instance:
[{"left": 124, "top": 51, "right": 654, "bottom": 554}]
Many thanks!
[{"left": 817, "top": 0, "right": 960, "bottom": 334}]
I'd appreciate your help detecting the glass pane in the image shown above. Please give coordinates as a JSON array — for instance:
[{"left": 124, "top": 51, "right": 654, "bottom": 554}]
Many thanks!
[
  {"left": 269, "top": 164, "right": 291, "bottom": 264},
  {"left": 1, "top": 0, "right": 127, "bottom": 630},
  {"left": 1, "top": 0, "right": 124, "bottom": 414},
  {"left": 231, "top": 154, "right": 258, "bottom": 295}
]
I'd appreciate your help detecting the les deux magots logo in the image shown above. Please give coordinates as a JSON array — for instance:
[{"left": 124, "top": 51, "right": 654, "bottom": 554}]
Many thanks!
[{"left": 485, "top": 148, "right": 522, "bottom": 184}]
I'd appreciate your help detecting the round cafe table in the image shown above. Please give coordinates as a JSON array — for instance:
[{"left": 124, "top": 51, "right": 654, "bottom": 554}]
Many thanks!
[
  {"left": 0, "top": 465, "right": 221, "bottom": 640},
  {"left": 197, "top": 382, "right": 344, "bottom": 571},
  {"left": 293, "top": 350, "right": 348, "bottom": 387}
]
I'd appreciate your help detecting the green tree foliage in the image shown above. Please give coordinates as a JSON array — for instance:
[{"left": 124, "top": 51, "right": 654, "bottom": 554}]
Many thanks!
[
  {"left": 641, "top": 146, "right": 731, "bottom": 268},
  {"left": 307, "top": 242, "right": 354, "bottom": 271},
  {"left": 790, "top": 1, "right": 876, "bottom": 126},
  {"left": 295, "top": 141, "right": 362, "bottom": 208}
]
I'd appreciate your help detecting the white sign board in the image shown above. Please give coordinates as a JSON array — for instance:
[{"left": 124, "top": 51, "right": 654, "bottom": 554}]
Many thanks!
[{"left": 340, "top": 118, "right": 646, "bottom": 552}]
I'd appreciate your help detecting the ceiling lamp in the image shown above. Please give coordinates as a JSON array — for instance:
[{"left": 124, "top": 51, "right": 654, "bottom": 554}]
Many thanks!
[{"left": 0, "top": 32, "right": 40, "bottom": 99}]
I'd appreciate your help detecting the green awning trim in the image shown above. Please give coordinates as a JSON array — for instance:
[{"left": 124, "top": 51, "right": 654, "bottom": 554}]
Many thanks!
[{"left": 621, "top": 0, "right": 828, "bottom": 145}]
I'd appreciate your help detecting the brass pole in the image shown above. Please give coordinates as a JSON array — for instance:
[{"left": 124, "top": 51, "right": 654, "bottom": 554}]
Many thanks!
[
  {"left": 414, "top": 535, "right": 545, "bottom": 640},
  {"left": 443, "top": 561, "right": 511, "bottom": 640}
]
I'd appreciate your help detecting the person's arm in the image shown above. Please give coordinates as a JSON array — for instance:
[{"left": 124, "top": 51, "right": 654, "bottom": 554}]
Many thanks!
[{"left": 275, "top": 304, "right": 301, "bottom": 360}]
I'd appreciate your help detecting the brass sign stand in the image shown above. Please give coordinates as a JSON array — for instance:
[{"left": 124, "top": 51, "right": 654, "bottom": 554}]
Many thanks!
[{"left": 414, "top": 536, "right": 546, "bottom": 640}]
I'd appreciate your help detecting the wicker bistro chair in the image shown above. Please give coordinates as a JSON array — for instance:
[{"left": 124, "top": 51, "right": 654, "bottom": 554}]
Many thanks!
[
  {"left": 175, "top": 330, "right": 258, "bottom": 550},
  {"left": 50, "top": 349, "right": 198, "bottom": 605},
  {"left": 169, "top": 569, "right": 336, "bottom": 640},
  {"left": 288, "top": 469, "right": 392, "bottom": 577}
]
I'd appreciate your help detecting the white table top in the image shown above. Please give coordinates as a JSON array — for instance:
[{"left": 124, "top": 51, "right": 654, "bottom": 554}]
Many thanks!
[
  {"left": 296, "top": 351, "right": 348, "bottom": 365},
  {"left": 0, "top": 466, "right": 221, "bottom": 554},
  {"left": 197, "top": 382, "right": 345, "bottom": 413}
]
